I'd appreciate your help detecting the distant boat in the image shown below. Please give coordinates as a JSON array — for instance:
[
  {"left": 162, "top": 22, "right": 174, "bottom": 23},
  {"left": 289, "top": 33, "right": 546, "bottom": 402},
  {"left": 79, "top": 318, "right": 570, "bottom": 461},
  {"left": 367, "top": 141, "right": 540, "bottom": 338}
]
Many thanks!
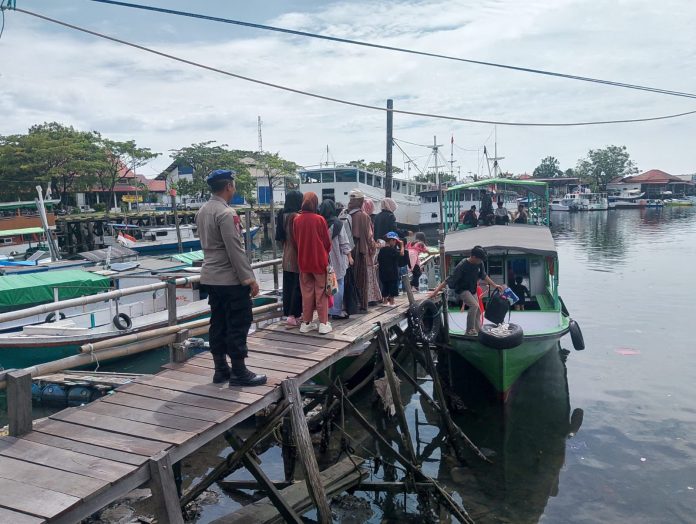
[{"left": 104, "top": 223, "right": 260, "bottom": 253}]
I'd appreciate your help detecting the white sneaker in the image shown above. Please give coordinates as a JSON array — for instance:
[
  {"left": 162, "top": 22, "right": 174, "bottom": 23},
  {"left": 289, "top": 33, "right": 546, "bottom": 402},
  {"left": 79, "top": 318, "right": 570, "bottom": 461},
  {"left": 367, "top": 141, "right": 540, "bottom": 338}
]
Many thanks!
[
  {"left": 318, "top": 322, "right": 333, "bottom": 335},
  {"left": 299, "top": 322, "right": 318, "bottom": 333}
]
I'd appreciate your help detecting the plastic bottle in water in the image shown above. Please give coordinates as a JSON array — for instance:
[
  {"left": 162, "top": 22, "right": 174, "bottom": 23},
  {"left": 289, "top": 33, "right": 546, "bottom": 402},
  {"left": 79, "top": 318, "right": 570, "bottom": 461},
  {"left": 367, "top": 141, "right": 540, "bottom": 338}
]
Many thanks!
[{"left": 418, "top": 273, "right": 429, "bottom": 293}]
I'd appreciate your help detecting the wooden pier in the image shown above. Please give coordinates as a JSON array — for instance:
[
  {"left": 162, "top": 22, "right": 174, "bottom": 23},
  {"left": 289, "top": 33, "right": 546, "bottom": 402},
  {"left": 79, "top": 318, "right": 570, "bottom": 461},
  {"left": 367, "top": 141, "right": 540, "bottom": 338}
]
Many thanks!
[{"left": 0, "top": 299, "right": 412, "bottom": 523}]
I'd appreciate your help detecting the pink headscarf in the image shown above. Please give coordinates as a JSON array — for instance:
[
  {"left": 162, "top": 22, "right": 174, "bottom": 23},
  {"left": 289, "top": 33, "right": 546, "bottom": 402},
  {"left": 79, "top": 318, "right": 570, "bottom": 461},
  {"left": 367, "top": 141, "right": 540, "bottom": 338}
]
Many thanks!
[
  {"left": 381, "top": 197, "right": 397, "bottom": 213},
  {"left": 362, "top": 198, "right": 375, "bottom": 215}
]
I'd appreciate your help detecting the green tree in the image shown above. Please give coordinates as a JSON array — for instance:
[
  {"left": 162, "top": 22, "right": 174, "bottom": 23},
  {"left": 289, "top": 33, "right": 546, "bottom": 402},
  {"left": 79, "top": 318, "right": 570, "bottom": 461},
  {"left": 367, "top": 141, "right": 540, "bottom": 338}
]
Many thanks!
[
  {"left": 169, "top": 141, "right": 254, "bottom": 202},
  {"left": 0, "top": 122, "right": 102, "bottom": 205},
  {"left": 94, "top": 138, "right": 159, "bottom": 214},
  {"left": 414, "top": 171, "right": 456, "bottom": 184},
  {"left": 533, "top": 156, "right": 563, "bottom": 178},
  {"left": 575, "top": 145, "right": 638, "bottom": 190}
]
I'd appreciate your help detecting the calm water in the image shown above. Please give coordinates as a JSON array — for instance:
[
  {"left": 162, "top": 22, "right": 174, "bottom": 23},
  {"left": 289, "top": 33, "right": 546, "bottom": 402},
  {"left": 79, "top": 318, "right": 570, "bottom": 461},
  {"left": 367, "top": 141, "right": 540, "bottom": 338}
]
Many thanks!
[{"left": 2, "top": 208, "right": 695, "bottom": 523}]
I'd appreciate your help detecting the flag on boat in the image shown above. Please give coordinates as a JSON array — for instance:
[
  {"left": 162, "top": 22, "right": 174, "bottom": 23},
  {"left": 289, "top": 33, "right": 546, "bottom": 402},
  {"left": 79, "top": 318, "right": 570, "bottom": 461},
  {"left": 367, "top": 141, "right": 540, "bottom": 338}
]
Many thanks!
[{"left": 116, "top": 232, "right": 137, "bottom": 248}]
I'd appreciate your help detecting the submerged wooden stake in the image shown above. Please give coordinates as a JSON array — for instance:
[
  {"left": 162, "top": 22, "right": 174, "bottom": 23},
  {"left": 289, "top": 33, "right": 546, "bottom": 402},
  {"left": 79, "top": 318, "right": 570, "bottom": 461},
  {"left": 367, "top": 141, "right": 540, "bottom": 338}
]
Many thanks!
[{"left": 281, "top": 378, "right": 332, "bottom": 524}]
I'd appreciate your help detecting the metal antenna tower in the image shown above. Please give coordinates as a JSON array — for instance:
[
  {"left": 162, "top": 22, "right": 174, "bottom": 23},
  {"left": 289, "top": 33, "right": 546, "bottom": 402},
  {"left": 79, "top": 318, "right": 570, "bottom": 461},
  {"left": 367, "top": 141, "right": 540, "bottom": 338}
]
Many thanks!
[{"left": 257, "top": 116, "right": 263, "bottom": 152}]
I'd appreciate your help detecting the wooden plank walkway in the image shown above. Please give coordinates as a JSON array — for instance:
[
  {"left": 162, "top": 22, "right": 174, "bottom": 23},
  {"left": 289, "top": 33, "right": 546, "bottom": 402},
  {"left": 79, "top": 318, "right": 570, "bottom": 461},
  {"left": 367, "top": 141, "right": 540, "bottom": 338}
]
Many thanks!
[{"left": 0, "top": 298, "right": 411, "bottom": 523}]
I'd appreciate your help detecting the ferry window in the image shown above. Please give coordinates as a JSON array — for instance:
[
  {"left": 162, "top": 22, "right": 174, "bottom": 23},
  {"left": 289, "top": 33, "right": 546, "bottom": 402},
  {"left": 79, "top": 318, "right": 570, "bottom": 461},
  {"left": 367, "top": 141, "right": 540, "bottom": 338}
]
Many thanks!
[
  {"left": 359, "top": 171, "right": 366, "bottom": 184},
  {"left": 156, "top": 231, "right": 168, "bottom": 237},
  {"left": 302, "top": 173, "right": 319, "bottom": 184},
  {"left": 366, "top": 173, "right": 373, "bottom": 186},
  {"left": 335, "top": 170, "right": 357, "bottom": 183},
  {"left": 393, "top": 181, "right": 401, "bottom": 192},
  {"left": 374, "top": 176, "right": 383, "bottom": 188},
  {"left": 322, "top": 172, "right": 335, "bottom": 183}
]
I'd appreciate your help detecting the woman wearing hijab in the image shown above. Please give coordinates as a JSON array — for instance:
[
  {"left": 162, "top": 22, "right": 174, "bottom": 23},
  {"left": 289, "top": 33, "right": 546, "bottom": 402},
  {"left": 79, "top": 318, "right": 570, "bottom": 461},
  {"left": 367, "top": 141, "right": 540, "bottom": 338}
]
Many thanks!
[
  {"left": 345, "top": 190, "right": 373, "bottom": 311},
  {"left": 275, "top": 190, "right": 303, "bottom": 326},
  {"left": 373, "top": 197, "right": 398, "bottom": 241},
  {"left": 293, "top": 192, "right": 332, "bottom": 334},
  {"left": 362, "top": 198, "right": 383, "bottom": 305},
  {"left": 319, "top": 199, "right": 353, "bottom": 319}
]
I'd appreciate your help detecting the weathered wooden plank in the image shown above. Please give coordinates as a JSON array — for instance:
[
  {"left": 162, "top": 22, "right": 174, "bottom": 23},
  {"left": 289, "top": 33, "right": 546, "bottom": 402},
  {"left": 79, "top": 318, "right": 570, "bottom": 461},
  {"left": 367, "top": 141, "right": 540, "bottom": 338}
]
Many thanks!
[
  {"left": 281, "top": 379, "right": 332, "bottom": 523},
  {"left": 21, "top": 431, "right": 146, "bottom": 466},
  {"left": 157, "top": 370, "right": 276, "bottom": 396},
  {"left": 163, "top": 362, "right": 296, "bottom": 382},
  {"left": 212, "top": 456, "right": 366, "bottom": 524},
  {"left": 133, "top": 375, "right": 263, "bottom": 405},
  {"left": 116, "top": 382, "right": 247, "bottom": 413},
  {"left": 0, "top": 437, "right": 136, "bottom": 483},
  {"left": 7, "top": 370, "right": 32, "bottom": 437},
  {"left": 0, "top": 455, "right": 107, "bottom": 499},
  {"left": 191, "top": 354, "right": 309, "bottom": 374},
  {"left": 33, "top": 419, "right": 167, "bottom": 457},
  {"left": 50, "top": 409, "right": 196, "bottom": 445},
  {"left": 245, "top": 340, "right": 332, "bottom": 362},
  {"left": 48, "top": 466, "right": 151, "bottom": 524},
  {"left": 225, "top": 432, "right": 303, "bottom": 524},
  {"left": 0, "top": 507, "right": 44, "bottom": 524},
  {"left": 101, "top": 390, "right": 232, "bottom": 423},
  {"left": 254, "top": 330, "right": 347, "bottom": 350},
  {"left": 81, "top": 401, "right": 214, "bottom": 434},
  {"left": 148, "top": 451, "right": 184, "bottom": 524},
  {"left": 0, "top": 477, "right": 79, "bottom": 519}
]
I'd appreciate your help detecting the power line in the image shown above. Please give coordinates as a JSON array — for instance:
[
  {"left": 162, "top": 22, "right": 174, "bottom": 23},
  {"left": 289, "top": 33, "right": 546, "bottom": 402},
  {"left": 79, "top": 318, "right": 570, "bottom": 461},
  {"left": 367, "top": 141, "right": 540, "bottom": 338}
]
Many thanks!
[
  {"left": 86, "top": 0, "right": 696, "bottom": 100},
  {"left": 13, "top": 8, "right": 696, "bottom": 127}
]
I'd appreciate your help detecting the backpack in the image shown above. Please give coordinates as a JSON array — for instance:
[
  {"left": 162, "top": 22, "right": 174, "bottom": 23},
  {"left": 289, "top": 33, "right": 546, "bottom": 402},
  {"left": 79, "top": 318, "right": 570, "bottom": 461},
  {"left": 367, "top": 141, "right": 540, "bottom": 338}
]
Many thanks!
[{"left": 339, "top": 211, "right": 355, "bottom": 250}]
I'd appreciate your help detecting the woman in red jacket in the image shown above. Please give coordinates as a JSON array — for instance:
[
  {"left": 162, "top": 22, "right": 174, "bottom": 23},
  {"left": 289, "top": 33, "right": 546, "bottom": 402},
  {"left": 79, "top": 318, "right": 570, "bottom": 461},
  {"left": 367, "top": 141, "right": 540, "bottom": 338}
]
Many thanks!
[{"left": 293, "top": 192, "right": 333, "bottom": 334}]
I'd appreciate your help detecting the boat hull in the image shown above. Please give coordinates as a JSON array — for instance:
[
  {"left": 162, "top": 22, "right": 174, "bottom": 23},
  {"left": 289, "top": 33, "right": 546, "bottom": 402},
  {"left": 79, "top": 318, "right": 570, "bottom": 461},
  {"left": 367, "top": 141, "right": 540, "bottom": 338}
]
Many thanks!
[{"left": 449, "top": 328, "right": 568, "bottom": 397}]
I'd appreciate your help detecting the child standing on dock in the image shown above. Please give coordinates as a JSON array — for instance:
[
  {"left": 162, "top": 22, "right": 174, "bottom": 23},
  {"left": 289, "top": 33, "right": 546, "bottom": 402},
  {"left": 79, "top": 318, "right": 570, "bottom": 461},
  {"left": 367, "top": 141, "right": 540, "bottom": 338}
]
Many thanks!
[{"left": 378, "top": 232, "right": 404, "bottom": 305}]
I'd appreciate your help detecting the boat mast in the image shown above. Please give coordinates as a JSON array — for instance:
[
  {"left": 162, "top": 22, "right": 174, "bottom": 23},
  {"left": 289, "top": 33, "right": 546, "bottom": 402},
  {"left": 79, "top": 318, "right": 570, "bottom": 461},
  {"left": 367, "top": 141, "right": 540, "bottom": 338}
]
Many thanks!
[
  {"left": 385, "top": 99, "right": 393, "bottom": 198},
  {"left": 35, "top": 185, "right": 60, "bottom": 261}
]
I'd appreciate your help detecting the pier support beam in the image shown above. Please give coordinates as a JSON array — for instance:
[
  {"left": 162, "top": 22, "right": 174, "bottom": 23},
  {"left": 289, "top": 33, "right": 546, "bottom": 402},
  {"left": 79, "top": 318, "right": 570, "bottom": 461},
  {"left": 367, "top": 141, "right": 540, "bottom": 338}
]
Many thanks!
[
  {"left": 7, "top": 370, "right": 32, "bottom": 437},
  {"left": 149, "top": 451, "right": 185, "bottom": 524},
  {"left": 281, "top": 378, "right": 332, "bottom": 524}
]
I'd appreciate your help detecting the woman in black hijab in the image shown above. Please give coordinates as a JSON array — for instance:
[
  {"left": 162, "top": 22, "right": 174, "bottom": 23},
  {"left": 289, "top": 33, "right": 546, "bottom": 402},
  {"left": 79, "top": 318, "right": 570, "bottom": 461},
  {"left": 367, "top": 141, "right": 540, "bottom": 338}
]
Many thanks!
[{"left": 276, "top": 191, "right": 304, "bottom": 326}]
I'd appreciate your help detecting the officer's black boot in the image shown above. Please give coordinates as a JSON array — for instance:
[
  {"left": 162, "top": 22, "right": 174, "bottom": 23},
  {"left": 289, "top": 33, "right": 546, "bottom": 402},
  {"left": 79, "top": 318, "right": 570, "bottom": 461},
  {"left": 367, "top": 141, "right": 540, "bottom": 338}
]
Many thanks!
[
  {"left": 229, "top": 359, "right": 267, "bottom": 387},
  {"left": 212, "top": 353, "right": 231, "bottom": 384}
]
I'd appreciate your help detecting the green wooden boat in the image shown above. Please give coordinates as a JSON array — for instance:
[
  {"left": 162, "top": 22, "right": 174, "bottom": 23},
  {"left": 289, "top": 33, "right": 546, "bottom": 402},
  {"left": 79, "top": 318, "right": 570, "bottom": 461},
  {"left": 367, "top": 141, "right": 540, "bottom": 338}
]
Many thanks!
[{"left": 442, "top": 179, "right": 581, "bottom": 400}]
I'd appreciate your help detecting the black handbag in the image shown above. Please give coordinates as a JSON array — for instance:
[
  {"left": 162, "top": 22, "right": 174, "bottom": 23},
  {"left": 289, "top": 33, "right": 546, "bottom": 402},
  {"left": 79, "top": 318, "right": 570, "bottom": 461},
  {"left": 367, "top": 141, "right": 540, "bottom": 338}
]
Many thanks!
[{"left": 484, "top": 288, "right": 509, "bottom": 325}]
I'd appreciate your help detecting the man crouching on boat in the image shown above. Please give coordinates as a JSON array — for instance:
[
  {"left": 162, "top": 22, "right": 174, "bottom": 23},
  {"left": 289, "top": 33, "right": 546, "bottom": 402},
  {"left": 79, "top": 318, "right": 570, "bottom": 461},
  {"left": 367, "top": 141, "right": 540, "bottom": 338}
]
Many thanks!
[
  {"left": 196, "top": 169, "right": 267, "bottom": 387},
  {"left": 429, "top": 245, "right": 504, "bottom": 336}
]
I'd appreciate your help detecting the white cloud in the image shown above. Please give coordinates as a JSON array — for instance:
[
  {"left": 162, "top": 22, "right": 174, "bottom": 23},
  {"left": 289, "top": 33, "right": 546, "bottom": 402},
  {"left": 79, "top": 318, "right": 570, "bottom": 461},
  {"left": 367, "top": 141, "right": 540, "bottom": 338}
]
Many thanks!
[{"left": 0, "top": 0, "right": 694, "bottom": 178}]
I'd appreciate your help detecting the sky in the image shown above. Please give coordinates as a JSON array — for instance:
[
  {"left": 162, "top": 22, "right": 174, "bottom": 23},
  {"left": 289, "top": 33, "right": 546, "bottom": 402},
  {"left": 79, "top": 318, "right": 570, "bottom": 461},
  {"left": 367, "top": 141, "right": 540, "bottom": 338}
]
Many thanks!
[{"left": 0, "top": 0, "right": 695, "bottom": 179}]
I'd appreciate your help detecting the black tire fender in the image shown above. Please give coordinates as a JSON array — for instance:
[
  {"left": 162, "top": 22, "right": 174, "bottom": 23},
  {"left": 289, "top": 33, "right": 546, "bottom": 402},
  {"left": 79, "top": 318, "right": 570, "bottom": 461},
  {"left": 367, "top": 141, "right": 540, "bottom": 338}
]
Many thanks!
[
  {"left": 407, "top": 299, "right": 442, "bottom": 344},
  {"left": 478, "top": 323, "right": 524, "bottom": 350},
  {"left": 113, "top": 312, "right": 132, "bottom": 331},
  {"left": 45, "top": 312, "right": 66, "bottom": 323},
  {"left": 569, "top": 319, "right": 585, "bottom": 350}
]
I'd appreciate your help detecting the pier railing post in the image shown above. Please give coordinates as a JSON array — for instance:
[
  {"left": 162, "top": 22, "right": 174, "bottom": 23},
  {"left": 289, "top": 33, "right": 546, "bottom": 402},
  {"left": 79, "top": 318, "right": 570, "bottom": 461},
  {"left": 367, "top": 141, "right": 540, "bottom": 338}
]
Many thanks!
[
  {"left": 7, "top": 369, "right": 32, "bottom": 436},
  {"left": 149, "top": 451, "right": 184, "bottom": 524},
  {"left": 281, "top": 378, "right": 332, "bottom": 524},
  {"left": 166, "top": 281, "right": 178, "bottom": 327}
]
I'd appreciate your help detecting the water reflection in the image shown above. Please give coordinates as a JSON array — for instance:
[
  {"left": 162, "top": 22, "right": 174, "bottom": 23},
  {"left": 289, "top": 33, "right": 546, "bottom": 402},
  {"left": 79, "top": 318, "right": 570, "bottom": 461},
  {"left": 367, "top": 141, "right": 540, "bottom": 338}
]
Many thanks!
[{"left": 439, "top": 347, "right": 583, "bottom": 523}]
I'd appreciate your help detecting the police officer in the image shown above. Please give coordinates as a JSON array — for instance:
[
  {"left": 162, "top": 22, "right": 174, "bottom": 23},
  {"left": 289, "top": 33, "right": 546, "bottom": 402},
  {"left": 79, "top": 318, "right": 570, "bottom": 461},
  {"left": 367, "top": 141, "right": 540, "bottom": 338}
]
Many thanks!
[{"left": 196, "top": 169, "right": 267, "bottom": 387}]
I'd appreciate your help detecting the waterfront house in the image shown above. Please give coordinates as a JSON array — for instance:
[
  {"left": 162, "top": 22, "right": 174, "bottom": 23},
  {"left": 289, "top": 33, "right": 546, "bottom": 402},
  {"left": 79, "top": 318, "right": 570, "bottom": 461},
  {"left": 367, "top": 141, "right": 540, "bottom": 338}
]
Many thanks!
[{"left": 607, "top": 169, "right": 694, "bottom": 199}]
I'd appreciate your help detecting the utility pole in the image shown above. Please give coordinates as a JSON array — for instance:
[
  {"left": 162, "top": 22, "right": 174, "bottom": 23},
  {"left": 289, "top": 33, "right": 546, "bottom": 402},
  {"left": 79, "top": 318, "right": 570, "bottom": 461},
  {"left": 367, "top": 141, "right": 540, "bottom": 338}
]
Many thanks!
[
  {"left": 448, "top": 135, "right": 456, "bottom": 181},
  {"left": 385, "top": 99, "right": 394, "bottom": 197},
  {"left": 257, "top": 116, "right": 263, "bottom": 152},
  {"left": 430, "top": 136, "right": 447, "bottom": 283}
]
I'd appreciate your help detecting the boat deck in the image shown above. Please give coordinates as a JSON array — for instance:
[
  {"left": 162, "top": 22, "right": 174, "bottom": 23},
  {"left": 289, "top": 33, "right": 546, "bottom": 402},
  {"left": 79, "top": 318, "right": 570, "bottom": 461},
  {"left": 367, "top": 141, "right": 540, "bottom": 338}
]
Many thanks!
[{"left": 0, "top": 297, "right": 412, "bottom": 523}]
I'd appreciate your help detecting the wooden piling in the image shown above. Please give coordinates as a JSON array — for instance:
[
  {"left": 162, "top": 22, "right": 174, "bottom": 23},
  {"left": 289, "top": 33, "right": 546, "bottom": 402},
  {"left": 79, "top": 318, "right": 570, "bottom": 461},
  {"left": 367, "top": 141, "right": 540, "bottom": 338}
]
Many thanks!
[
  {"left": 7, "top": 370, "right": 32, "bottom": 437},
  {"left": 281, "top": 378, "right": 332, "bottom": 524},
  {"left": 149, "top": 451, "right": 185, "bottom": 524}
]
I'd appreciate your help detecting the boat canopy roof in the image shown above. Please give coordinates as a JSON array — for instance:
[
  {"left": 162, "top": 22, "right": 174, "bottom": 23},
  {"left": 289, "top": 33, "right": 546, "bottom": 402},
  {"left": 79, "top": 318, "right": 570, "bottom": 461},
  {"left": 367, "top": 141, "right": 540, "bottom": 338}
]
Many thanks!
[
  {"left": 171, "top": 250, "right": 204, "bottom": 265},
  {"left": 0, "top": 227, "right": 45, "bottom": 237},
  {"left": 0, "top": 270, "right": 110, "bottom": 309},
  {"left": 448, "top": 178, "right": 548, "bottom": 196},
  {"left": 444, "top": 225, "right": 557, "bottom": 257}
]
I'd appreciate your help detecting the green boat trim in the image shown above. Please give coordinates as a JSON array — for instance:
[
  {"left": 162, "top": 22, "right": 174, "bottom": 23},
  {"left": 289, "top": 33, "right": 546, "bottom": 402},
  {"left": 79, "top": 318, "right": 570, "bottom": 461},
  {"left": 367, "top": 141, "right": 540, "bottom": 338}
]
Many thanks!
[{"left": 449, "top": 330, "right": 568, "bottom": 395}]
